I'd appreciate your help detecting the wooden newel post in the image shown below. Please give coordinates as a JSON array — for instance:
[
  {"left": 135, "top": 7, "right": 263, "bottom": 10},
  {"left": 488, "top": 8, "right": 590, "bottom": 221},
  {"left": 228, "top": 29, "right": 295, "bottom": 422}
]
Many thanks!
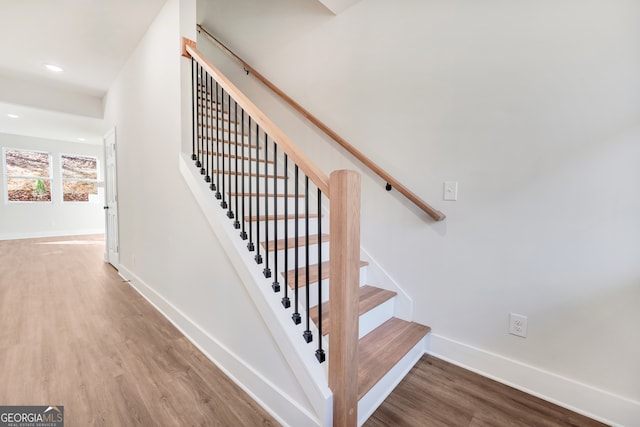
[{"left": 329, "top": 170, "right": 361, "bottom": 427}]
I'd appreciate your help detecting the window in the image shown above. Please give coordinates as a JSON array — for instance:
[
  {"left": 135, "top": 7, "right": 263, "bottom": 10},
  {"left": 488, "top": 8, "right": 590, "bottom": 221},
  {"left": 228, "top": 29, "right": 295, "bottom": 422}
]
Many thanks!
[
  {"left": 61, "top": 154, "right": 99, "bottom": 202},
  {"left": 3, "top": 148, "right": 52, "bottom": 202}
]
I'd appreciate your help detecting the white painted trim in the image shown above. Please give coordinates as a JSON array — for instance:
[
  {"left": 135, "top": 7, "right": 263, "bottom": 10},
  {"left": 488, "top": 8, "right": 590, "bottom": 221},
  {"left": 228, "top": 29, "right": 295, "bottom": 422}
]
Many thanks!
[
  {"left": 359, "top": 247, "right": 413, "bottom": 321},
  {"left": 117, "top": 265, "right": 320, "bottom": 427},
  {"left": 428, "top": 334, "right": 640, "bottom": 427},
  {"left": 0, "top": 228, "right": 104, "bottom": 241},
  {"left": 179, "top": 152, "right": 332, "bottom": 425}
]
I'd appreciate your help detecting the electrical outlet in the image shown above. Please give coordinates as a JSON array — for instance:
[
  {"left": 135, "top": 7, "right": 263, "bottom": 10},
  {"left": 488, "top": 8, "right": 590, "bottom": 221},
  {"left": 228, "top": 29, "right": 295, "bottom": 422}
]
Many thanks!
[{"left": 509, "top": 313, "right": 528, "bottom": 338}]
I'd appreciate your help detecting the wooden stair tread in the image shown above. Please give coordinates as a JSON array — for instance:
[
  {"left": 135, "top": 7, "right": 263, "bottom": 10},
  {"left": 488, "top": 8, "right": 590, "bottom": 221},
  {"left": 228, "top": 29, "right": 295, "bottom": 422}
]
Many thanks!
[
  {"left": 196, "top": 123, "right": 248, "bottom": 136},
  {"left": 196, "top": 111, "right": 238, "bottom": 124},
  {"left": 283, "top": 260, "right": 368, "bottom": 287},
  {"left": 213, "top": 170, "right": 285, "bottom": 179},
  {"left": 261, "top": 233, "right": 329, "bottom": 252},
  {"left": 229, "top": 192, "right": 303, "bottom": 198},
  {"left": 244, "top": 213, "right": 319, "bottom": 222},
  {"left": 309, "top": 285, "right": 397, "bottom": 336},
  {"left": 358, "top": 318, "right": 431, "bottom": 399},
  {"left": 197, "top": 150, "right": 274, "bottom": 163},
  {"left": 196, "top": 96, "right": 221, "bottom": 106},
  {"left": 198, "top": 135, "right": 260, "bottom": 149}
]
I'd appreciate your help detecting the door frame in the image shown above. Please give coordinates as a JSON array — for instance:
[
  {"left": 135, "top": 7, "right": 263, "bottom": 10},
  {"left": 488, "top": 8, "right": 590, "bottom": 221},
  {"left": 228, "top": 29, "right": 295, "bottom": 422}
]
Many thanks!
[{"left": 103, "top": 127, "right": 120, "bottom": 268}]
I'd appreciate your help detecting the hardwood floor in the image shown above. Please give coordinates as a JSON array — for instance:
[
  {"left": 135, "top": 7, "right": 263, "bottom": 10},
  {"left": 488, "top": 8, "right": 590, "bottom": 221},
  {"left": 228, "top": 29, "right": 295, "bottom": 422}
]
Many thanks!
[
  {"left": 0, "top": 235, "right": 610, "bottom": 427},
  {"left": 0, "top": 235, "right": 278, "bottom": 426},
  {"left": 365, "top": 355, "right": 609, "bottom": 427}
]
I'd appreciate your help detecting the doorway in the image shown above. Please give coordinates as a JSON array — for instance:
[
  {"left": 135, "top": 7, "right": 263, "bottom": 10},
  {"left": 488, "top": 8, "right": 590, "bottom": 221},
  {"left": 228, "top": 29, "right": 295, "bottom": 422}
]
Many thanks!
[{"left": 104, "top": 127, "right": 119, "bottom": 268}]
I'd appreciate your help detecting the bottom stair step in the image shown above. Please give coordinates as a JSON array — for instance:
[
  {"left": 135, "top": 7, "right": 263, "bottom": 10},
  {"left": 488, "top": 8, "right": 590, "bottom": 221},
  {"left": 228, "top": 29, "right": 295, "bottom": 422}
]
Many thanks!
[
  {"left": 358, "top": 318, "right": 431, "bottom": 399},
  {"left": 309, "top": 285, "right": 397, "bottom": 336}
]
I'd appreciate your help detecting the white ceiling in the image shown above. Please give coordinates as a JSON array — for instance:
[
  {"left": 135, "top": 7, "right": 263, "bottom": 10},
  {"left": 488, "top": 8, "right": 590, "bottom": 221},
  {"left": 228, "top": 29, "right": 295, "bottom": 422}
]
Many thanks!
[
  {"left": 0, "top": 101, "right": 104, "bottom": 145},
  {"left": 0, "top": 0, "right": 168, "bottom": 145}
]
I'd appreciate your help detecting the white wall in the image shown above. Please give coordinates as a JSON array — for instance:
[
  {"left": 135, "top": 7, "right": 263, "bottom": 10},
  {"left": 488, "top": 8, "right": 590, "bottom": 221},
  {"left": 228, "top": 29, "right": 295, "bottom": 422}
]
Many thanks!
[
  {"left": 0, "top": 133, "right": 104, "bottom": 239},
  {"left": 102, "top": 1, "right": 318, "bottom": 425},
  {"left": 198, "top": 0, "right": 640, "bottom": 424}
]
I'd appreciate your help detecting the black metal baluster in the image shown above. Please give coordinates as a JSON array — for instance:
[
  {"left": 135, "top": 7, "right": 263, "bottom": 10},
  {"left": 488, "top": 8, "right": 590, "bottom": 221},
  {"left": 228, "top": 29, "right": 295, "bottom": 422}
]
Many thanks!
[
  {"left": 225, "top": 93, "right": 233, "bottom": 216},
  {"left": 214, "top": 82, "right": 221, "bottom": 198},
  {"left": 220, "top": 89, "right": 227, "bottom": 207},
  {"left": 281, "top": 155, "right": 290, "bottom": 309},
  {"left": 303, "top": 176, "right": 312, "bottom": 343},
  {"left": 204, "top": 74, "right": 213, "bottom": 182},
  {"left": 195, "top": 63, "right": 202, "bottom": 169},
  {"left": 263, "top": 133, "right": 270, "bottom": 277},
  {"left": 247, "top": 116, "right": 254, "bottom": 252},
  {"left": 255, "top": 122, "right": 262, "bottom": 264},
  {"left": 227, "top": 92, "right": 232, "bottom": 212},
  {"left": 272, "top": 141, "right": 280, "bottom": 293},
  {"left": 316, "top": 188, "right": 325, "bottom": 363},
  {"left": 233, "top": 101, "right": 240, "bottom": 229},
  {"left": 200, "top": 73, "right": 209, "bottom": 178},
  {"left": 292, "top": 165, "right": 301, "bottom": 325},
  {"left": 240, "top": 110, "right": 248, "bottom": 240},
  {"left": 207, "top": 75, "right": 215, "bottom": 187},
  {"left": 211, "top": 76, "right": 218, "bottom": 190},
  {"left": 191, "top": 58, "right": 197, "bottom": 162}
]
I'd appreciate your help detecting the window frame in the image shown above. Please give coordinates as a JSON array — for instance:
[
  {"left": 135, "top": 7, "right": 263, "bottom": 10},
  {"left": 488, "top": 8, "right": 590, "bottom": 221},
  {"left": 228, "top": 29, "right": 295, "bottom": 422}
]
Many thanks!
[
  {"left": 2, "top": 147, "right": 53, "bottom": 204},
  {"left": 59, "top": 153, "right": 100, "bottom": 203}
]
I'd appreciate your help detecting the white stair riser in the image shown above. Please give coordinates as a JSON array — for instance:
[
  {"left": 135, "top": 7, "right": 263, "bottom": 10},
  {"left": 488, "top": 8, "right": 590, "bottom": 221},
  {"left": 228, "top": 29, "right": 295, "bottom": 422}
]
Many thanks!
[
  {"left": 358, "top": 298, "right": 395, "bottom": 339},
  {"left": 217, "top": 176, "right": 289, "bottom": 194},
  {"left": 194, "top": 138, "right": 263, "bottom": 152},
  {"left": 196, "top": 139, "right": 260, "bottom": 157},
  {"left": 243, "top": 218, "right": 321, "bottom": 242},
  {"left": 196, "top": 157, "right": 276, "bottom": 175},
  {"left": 234, "top": 195, "right": 311, "bottom": 217},
  {"left": 321, "top": 293, "right": 396, "bottom": 349},
  {"left": 196, "top": 124, "right": 273, "bottom": 145},
  {"left": 280, "top": 275, "right": 330, "bottom": 309},
  {"left": 280, "top": 265, "right": 368, "bottom": 308},
  {"left": 267, "top": 241, "right": 330, "bottom": 267}
]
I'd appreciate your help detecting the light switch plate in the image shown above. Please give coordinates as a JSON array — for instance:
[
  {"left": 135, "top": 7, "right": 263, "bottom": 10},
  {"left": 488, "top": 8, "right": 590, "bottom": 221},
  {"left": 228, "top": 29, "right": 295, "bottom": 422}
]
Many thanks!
[{"left": 444, "top": 181, "right": 458, "bottom": 201}]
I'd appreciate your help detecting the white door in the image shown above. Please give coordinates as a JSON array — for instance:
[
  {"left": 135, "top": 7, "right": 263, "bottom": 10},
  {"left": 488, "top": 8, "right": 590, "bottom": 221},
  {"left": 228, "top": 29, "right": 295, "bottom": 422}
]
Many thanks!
[{"left": 104, "top": 127, "right": 120, "bottom": 268}]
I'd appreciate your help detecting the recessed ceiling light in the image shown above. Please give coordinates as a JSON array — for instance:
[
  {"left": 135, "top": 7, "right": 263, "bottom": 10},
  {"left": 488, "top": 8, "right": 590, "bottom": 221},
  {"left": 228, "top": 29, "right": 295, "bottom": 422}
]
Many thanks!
[
  {"left": 45, "top": 64, "right": 64, "bottom": 73},
  {"left": 7, "top": 114, "right": 19, "bottom": 119},
  {"left": 77, "top": 137, "right": 86, "bottom": 142}
]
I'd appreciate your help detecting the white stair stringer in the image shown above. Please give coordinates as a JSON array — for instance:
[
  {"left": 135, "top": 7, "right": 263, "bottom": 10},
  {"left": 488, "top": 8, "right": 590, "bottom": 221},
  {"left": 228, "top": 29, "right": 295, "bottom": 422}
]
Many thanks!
[{"left": 180, "top": 153, "right": 332, "bottom": 427}]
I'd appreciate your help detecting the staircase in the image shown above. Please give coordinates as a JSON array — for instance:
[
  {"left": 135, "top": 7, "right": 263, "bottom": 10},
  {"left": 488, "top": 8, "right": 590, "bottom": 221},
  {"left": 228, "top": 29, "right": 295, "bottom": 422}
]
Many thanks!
[{"left": 183, "top": 40, "right": 431, "bottom": 427}]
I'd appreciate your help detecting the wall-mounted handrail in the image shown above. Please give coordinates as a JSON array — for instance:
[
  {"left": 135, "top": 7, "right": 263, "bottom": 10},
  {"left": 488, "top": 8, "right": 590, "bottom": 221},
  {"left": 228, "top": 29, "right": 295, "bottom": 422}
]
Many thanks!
[
  {"left": 196, "top": 24, "right": 446, "bottom": 222},
  {"left": 185, "top": 41, "right": 330, "bottom": 196}
]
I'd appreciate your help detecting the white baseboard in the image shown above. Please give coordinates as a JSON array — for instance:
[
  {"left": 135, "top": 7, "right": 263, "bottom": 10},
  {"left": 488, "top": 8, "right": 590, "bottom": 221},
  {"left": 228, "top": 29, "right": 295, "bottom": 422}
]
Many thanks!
[
  {"left": 0, "top": 229, "right": 104, "bottom": 241},
  {"left": 117, "top": 264, "right": 320, "bottom": 427},
  {"left": 428, "top": 334, "right": 640, "bottom": 427}
]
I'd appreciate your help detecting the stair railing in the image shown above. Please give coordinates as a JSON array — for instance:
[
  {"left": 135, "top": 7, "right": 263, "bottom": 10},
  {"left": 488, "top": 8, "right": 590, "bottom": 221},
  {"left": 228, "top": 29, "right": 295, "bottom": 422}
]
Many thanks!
[
  {"left": 196, "top": 24, "right": 445, "bottom": 222},
  {"left": 183, "top": 38, "right": 359, "bottom": 426}
]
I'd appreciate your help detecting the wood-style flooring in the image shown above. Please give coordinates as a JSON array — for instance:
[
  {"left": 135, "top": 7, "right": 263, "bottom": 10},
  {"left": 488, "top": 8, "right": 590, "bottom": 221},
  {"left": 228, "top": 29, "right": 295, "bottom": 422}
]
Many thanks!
[
  {"left": 365, "top": 354, "right": 609, "bottom": 427},
  {"left": 0, "top": 235, "right": 609, "bottom": 427},
  {"left": 0, "top": 235, "right": 277, "bottom": 426}
]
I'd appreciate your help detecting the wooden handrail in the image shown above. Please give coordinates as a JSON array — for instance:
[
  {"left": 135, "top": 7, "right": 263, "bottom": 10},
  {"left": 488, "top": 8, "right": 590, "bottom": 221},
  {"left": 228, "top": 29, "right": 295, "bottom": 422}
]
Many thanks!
[
  {"left": 183, "top": 40, "right": 330, "bottom": 196},
  {"left": 196, "top": 24, "right": 446, "bottom": 222}
]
